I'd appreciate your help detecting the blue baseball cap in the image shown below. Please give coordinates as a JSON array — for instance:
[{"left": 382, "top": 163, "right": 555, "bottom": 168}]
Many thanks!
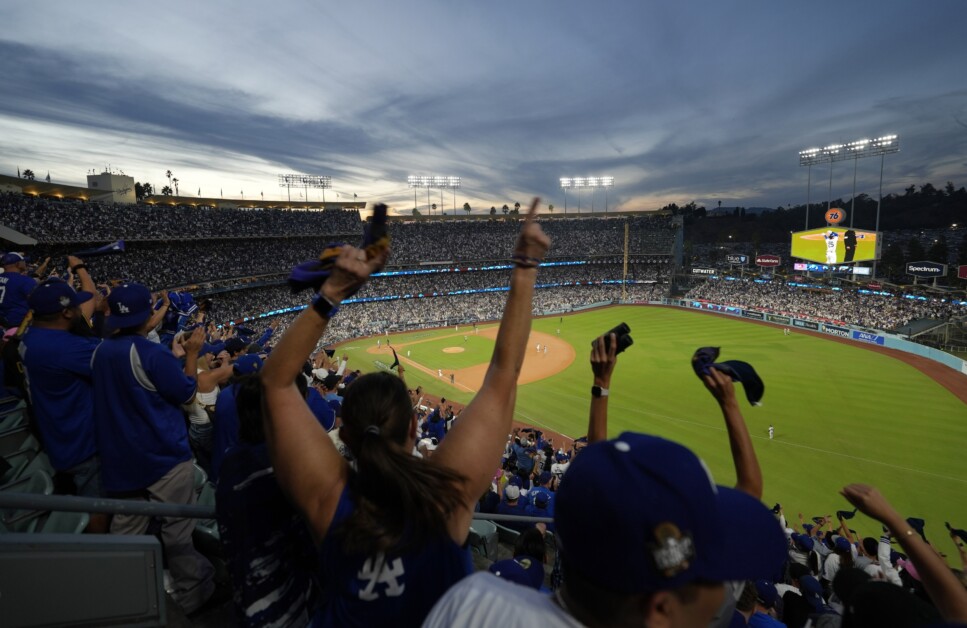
[
  {"left": 554, "top": 432, "right": 787, "bottom": 594},
  {"left": 1, "top": 252, "right": 26, "bottom": 266},
  {"left": 106, "top": 283, "right": 154, "bottom": 331},
  {"left": 799, "top": 575, "right": 826, "bottom": 612},
  {"left": 834, "top": 536, "right": 852, "bottom": 552},
  {"left": 791, "top": 533, "right": 815, "bottom": 552},
  {"left": 28, "top": 280, "right": 93, "bottom": 315},
  {"left": 755, "top": 579, "right": 779, "bottom": 609},
  {"left": 233, "top": 354, "right": 263, "bottom": 375}
]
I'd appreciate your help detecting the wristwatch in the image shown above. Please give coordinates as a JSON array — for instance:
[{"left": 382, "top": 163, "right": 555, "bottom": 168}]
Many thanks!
[{"left": 591, "top": 385, "right": 609, "bottom": 398}]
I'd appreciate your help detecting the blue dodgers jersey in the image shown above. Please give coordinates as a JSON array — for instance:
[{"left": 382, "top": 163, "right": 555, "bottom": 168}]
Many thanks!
[
  {"left": 91, "top": 335, "right": 195, "bottom": 491},
  {"left": 0, "top": 271, "right": 37, "bottom": 327},
  {"left": 19, "top": 327, "right": 100, "bottom": 470},
  {"left": 313, "top": 487, "right": 473, "bottom": 628},
  {"left": 217, "top": 443, "right": 320, "bottom": 628},
  {"left": 210, "top": 384, "right": 241, "bottom": 484}
]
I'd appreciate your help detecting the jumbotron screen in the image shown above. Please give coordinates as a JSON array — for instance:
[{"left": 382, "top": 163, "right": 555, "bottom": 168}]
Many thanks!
[{"left": 790, "top": 227, "right": 880, "bottom": 265}]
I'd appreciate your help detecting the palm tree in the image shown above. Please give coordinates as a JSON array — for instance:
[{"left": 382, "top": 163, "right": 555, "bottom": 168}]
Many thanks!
[
  {"left": 548, "top": 204, "right": 554, "bottom": 213},
  {"left": 161, "top": 185, "right": 173, "bottom": 196},
  {"left": 143, "top": 182, "right": 153, "bottom": 197},
  {"left": 431, "top": 203, "right": 437, "bottom": 215},
  {"left": 165, "top": 170, "right": 173, "bottom": 189},
  {"left": 22, "top": 169, "right": 35, "bottom": 180},
  {"left": 172, "top": 178, "right": 179, "bottom": 196},
  {"left": 502, "top": 204, "right": 509, "bottom": 215},
  {"left": 490, "top": 206, "right": 496, "bottom": 216},
  {"left": 463, "top": 202, "right": 471, "bottom": 215},
  {"left": 514, "top": 201, "right": 521, "bottom": 213}
]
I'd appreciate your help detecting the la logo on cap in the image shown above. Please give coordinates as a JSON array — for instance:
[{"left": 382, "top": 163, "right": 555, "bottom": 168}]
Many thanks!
[
  {"left": 649, "top": 522, "right": 695, "bottom": 578},
  {"left": 118, "top": 303, "right": 130, "bottom": 314}
]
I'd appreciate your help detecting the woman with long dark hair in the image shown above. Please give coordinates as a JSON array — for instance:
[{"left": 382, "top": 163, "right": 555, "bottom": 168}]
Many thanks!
[{"left": 261, "top": 200, "right": 550, "bottom": 626}]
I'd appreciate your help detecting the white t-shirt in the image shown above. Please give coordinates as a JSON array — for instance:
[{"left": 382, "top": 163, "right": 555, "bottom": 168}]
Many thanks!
[{"left": 423, "top": 572, "right": 584, "bottom": 628}]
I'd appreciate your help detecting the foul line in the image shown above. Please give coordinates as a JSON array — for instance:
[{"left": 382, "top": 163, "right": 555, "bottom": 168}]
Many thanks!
[{"left": 538, "top": 391, "right": 967, "bottom": 485}]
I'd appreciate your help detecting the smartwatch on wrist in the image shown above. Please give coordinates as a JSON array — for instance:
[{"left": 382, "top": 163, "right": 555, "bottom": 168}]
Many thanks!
[{"left": 591, "top": 385, "right": 609, "bottom": 398}]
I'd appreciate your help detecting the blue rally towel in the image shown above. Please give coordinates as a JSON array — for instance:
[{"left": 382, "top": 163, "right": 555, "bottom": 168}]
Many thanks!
[
  {"left": 288, "top": 203, "right": 390, "bottom": 293},
  {"left": 692, "top": 347, "right": 765, "bottom": 406}
]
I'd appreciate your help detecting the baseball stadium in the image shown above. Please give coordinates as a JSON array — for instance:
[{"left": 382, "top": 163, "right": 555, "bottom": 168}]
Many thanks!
[
  {"left": 1, "top": 184, "right": 965, "bottom": 625},
  {"left": 3, "top": 2, "right": 967, "bottom": 625}
]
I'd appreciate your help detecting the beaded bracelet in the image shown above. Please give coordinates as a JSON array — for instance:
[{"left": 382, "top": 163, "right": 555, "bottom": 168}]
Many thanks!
[{"left": 511, "top": 254, "right": 542, "bottom": 268}]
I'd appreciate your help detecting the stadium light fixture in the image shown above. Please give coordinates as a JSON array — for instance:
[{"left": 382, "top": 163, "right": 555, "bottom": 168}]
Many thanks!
[
  {"left": 279, "top": 174, "right": 331, "bottom": 205},
  {"left": 560, "top": 176, "right": 616, "bottom": 214},
  {"left": 407, "top": 174, "right": 461, "bottom": 215},
  {"left": 798, "top": 134, "right": 898, "bottom": 235}
]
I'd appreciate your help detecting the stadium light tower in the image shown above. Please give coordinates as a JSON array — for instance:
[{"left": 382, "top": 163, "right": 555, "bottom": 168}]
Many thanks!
[
  {"left": 799, "top": 134, "right": 898, "bottom": 278},
  {"left": 279, "top": 174, "right": 331, "bottom": 205},
  {"left": 561, "top": 176, "right": 614, "bottom": 214},
  {"left": 408, "top": 175, "right": 460, "bottom": 216}
]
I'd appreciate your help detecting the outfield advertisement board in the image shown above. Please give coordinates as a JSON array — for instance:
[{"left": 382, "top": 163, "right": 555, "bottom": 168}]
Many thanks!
[
  {"left": 823, "top": 324, "right": 851, "bottom": 338},
  {"left": 793, "top": 262, "right": 871, "bottom": 275},
  {"left": 766, "top": 314, "right": 790, "bottom": 324},
  {"left": 755, "top": 254, "right": 781, "bottom": 267},
  {"left": 906, "top": 261, "right": 947, "bottom": 278},
  {"left": 742, "top": 310, "right": 765, "bottom": 320},
  {"left": 691, "top": 267, "right": 716, "bottom": 275},
  {"left": 793, "top": 319, "right": 820, "bottom": 331},
  {"left": 960, "top": 265, "right": 967, "bottom": 280},
  {"left": 851, "top": 330, "right": 885, "bottom": 345},
  {"left": 726, "top": 254, "right": 749, "bottom": 265},
  {"left": 790, "top": 227, "right": 880, "bottom": 264}
]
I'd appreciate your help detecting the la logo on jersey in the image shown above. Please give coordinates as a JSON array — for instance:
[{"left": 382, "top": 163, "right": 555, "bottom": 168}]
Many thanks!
[{"left": 357, "top": 553, "right": 405, "bottom": 601}]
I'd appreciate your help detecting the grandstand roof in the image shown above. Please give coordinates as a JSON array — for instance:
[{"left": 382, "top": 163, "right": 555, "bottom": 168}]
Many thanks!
[
  {"left": 141, "top": 194, "right": 364, "bottom": 211},
  {"left": 0, "top": 174, "right": 100, "bottom": 202}
]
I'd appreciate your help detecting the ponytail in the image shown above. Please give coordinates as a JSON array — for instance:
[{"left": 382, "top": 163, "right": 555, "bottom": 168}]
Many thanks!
[{"left": 334, "top": 372, "right": 466, "bottom": 557}]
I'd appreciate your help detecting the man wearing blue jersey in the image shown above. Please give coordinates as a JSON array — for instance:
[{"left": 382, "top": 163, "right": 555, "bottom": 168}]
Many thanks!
[
  {"left": 19, "top": 268, "right": 106, "bottom": 532},
  {"left": 0, "top": 252, "right": 39, "bottom": 328},
  {"left": 92, "top": 282, "right": 215, "bottom": 615}
]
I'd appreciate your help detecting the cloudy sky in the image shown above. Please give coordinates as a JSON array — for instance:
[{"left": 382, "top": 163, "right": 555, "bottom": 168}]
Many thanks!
[{"left": 2, "top": 1, "right": 966, "bottom": 215}]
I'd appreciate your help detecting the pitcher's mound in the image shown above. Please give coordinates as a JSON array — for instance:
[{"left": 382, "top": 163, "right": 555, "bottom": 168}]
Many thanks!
[{"left": 443, "top": 347, "right": 465, "bottom": 354}]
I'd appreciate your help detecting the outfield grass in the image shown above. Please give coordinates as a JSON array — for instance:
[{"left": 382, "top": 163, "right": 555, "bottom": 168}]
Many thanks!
[{"left": 337, "top": 305, "right": 967, "bottom": 549}]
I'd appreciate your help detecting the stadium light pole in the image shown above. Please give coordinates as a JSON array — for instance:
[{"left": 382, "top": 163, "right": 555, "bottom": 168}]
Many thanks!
[
  {"left": 574, "top": 177, "right": 585, "bottom": 213},
  {"left": 601, "top": 176, "right": 614, "bottom": 213},
  {"left": 560, "top": 178, "right": 572, "bottom": 214},
  {"left": 870, "top": 134, "right": 899, "bottom": 278},
  {"left": 446, "top": 176, "right": 461, "bottom": 215},
  {"left": 799, "top": 147, "right": 822, "bottom": 229}
]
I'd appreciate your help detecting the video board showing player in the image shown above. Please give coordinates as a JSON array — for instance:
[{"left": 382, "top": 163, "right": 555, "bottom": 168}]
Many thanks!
[{"left": 790, "top": 227, "right": 880, "bottom": 265}]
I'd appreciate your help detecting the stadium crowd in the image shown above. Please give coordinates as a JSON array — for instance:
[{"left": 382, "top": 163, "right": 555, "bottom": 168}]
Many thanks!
[
  {"left": 2, "top": 197, "right": 966, "bottom": 628},
  {"left": 684, "top": 278, "right": 964, "bottom": 330},
  {"left": 2, "top": 194, "right": 678, "bottom": 289},
  {"left": 202, "top": 261, "right": 668, "bottom": 319},
  {"left": 0, "top": 193, "right": 362, "bottom": 241}
]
